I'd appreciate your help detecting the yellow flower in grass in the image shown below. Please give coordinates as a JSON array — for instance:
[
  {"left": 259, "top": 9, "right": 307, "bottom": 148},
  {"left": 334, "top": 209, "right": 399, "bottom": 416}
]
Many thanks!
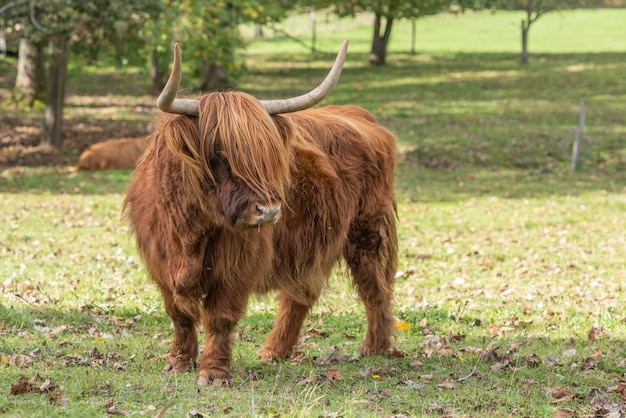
[{"left": 396, "top": 321, "right": 412, "bottom": 331}]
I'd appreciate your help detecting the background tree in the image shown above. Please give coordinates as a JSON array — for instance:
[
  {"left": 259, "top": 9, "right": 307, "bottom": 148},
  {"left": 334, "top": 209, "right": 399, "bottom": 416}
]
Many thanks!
[
  {"left": 158, "top": 0, "right": 296, "bottom": 91},
  {"left": 494, "top": 0, "right": 590, "bottom": 63},
  {"left": 326, "top": 0, "right": 491, "bottom": 65},
  {"left": 2, "top": 0, "right": 157, "bottom": 148}
]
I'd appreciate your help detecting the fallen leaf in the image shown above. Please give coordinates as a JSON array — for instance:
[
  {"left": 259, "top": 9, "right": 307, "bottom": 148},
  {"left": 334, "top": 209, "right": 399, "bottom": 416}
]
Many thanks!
[
  {"left": 544, "top": 387, "right": 576, "bottom": 404},
  {"left": 9, "top": 354, "right": 33, "bottom": 368},
  {"left": 10, "top": 379, "right": 39, "bottom": 395},
  {"left": 359, "top": 366, "right": 373, "bottom": 377},
  {"left": 491, "top": 360, "right": 511, "bottom": 372},
  {"left": 614, "top": 382, "right": 626, "bottom": 400},
  {"left": 409, "top": 360, "right": 423, "bottom": 371},
  {"left": 47, "top": 391, "right": 62, "bottom": 405},
  {"left": 104, "top": 399, "right": 124, "bottom": 415},
  {"left": 582, "top": 351, "right": 603, "bottom": 370},
  {"left": 553, "top": 409, "right": 576, "bottom": 418},
  {"left": 520, "top": 379, "right": 535, "bottom": 394},
  {"left": 327, "top": 368, "right": 343, "bottom": 381},
  {"left": 587, "top": 326, "right": 606, "bottom": 342},
  {"left": 320, "top": 347, "right": 340, "bottom": 364},
  {"left": 307, "top": 328, "right": 328, "bottom": 339},
  {"left": 420, "top": 374, "right": 433, "bottom": 381},
  {"left": 154, "top": 407, "right": 168, "bottom": 418},
  {"left": 39, "top": 378, "right": 55, "bottom": 392},
  {"left": 90, "top": 347, "right": 103, "bottom": 359},
  {"left": 437, "top": 379, "right": 457, "bottom": 390}
]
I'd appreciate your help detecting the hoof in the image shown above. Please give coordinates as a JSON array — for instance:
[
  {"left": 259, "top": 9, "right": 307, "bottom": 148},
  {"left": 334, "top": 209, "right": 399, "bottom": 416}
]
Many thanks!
[
  {"left": 259, "top": 347, "right": 283, "bottom": 362},
  {"left": 198, "top": 375, "right": 231, "bottom": 387},
  {"left": 198, "top": 368, "right": 231, "bottom": 387},
  {"left": 360, "top": 344, "right": 406, "bottom": 358},
  {"left": 164, "top": 357, "right": 195, "bottom": 374}
]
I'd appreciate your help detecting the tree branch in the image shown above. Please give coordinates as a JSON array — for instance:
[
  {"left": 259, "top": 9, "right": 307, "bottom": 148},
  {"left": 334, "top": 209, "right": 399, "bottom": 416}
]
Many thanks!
[{"left": 0, "top": 0, "right": 29, "bottom": 17}]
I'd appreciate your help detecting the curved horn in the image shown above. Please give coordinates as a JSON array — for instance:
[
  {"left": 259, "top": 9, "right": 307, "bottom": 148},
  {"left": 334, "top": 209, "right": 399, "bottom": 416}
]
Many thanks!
[
  {"left": 260, "top": 39, "right": 349, "bottom": 115},
  {"left": 156, "top": 43, "right": 199, "bottom": 116},
  {"left": 156, "top": 40, "right": 349, "bottom": 117}
]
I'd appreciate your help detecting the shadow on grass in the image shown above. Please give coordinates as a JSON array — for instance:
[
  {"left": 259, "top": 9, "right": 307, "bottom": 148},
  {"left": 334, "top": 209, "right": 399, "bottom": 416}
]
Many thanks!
[{"left": 0, "top": 168, "right": 133, "bottom": 195}]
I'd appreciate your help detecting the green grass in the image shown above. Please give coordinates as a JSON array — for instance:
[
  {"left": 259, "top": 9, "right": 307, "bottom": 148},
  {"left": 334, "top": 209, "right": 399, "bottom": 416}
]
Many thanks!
[{"left": 2, "top": 9, "right": 626, "bottom": 418}]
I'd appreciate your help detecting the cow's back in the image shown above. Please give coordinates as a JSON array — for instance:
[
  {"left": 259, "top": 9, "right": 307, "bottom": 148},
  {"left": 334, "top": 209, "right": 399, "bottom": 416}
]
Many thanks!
[{"left": 264, "top": 105, "right": 397, "bottom": 299}]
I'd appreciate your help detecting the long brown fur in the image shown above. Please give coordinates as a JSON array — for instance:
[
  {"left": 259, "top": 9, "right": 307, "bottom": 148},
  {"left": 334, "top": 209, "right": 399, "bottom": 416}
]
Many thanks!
[
  {"left": 124, "top": 92, "right": 404, "bottom": 385},
  {"left": 77, "top": 137, "right": 148, "bottom": 170}
]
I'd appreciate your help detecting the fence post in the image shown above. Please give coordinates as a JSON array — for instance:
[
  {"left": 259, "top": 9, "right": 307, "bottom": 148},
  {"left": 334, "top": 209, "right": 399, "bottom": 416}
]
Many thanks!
[{"left": 571, "top": 101, "right": 587, "bottom": 171}]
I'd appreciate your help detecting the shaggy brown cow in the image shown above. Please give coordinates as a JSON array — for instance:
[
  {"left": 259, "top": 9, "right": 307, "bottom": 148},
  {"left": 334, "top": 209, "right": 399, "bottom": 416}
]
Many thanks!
[
  {"left": 124, "top": 40, "right": 405, "bottom": 385},
  {"left": 77, "top": 137, "right": 148, "bottom": 170}
]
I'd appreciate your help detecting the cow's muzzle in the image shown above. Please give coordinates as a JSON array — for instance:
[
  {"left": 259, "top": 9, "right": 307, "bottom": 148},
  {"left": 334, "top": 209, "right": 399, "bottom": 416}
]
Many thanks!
[{"left": 255, "top": 203, "right": 281, "bottom": 225}]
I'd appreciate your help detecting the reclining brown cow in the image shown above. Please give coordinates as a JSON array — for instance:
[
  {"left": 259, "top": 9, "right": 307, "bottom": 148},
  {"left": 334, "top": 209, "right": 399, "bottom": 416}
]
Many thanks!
[{"left": 77, "top": 137, "right": 148, "bottom": 170}]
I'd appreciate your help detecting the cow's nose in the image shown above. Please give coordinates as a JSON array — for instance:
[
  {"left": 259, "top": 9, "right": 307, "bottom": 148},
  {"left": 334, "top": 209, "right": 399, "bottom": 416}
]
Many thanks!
[{"left": 256, "top": 204, "right": 281, "bottom": 224}]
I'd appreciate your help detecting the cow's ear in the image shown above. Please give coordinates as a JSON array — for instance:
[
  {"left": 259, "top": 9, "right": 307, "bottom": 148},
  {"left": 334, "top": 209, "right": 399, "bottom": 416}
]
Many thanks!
[
  {"left": 163, "top": 116, "right": 202, "bottom": 164},
  {"left": 271, "top": 115, "right": 293, "bottom": 147}
]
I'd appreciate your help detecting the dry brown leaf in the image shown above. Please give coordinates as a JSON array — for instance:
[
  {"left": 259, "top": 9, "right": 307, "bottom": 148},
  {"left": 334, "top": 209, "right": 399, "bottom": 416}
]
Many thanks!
[
  {"left": 307, "top": 328, "right": 328, "bottom": 338},
  {"left": 553, "top": 409, "right": 576, "bottom": 418},
  {"left": 409, "top": 360, "right": 423, "bottom": 371},
  {"left": 320, "top": 347, "right": 341, "bottom": 364},
  {"left": 520, "top": 379, "right": 535, "bottom": 394},
  {"left": 459, "top": 346, "right": 482, "bottom": 354},
  {"left": 290, "top": 353, "right": 309, "bottom": 364},
  {"left": 587, "top": 326, "right": 606, "bottom": 342},
  {"left": 506, "top": 341, "right": 525, "bottom": 353},
  {"left": 491, "top": 360, "right": 511, "bottom": 372},
  {"left": 437, "top": 379, "right": 458, "bottom": 390},
  {"left": 545, "top": 387, "right": 576, "bottom": 404},
  {"left": 420, "top": 374, "right": 433, "bottom": 381},
  {"left": 46, "top": 391, "right": 62, "bottom": 405},
  {"left": 154, "top": 407, "right": 169, "bottom": 418},
  {"left": 9, "top": 354, "right": 33, "bottom": 368},
  {"left": 615, "top": 382, "right": 626, "bottom": 400},
  {"left": 327, "top": 368, "right": 343, "bottom": 381},
  {"left": 10, "top": 379, "right": 39, "bottom": 395},
  {"left": 39, "top": 378, "right": 55, "bottom": 392},
  {"left": 486, "top": 324, "right": 501, "bottom": 334},
  {"left": 359, "top": 366, "right": 373, "bottom": 377},
  {"left": 582, "top": 350, "right": 603, "bottom": 370},
  {"left": 90, "top": 347, "right": 103, "bottom": 359}
]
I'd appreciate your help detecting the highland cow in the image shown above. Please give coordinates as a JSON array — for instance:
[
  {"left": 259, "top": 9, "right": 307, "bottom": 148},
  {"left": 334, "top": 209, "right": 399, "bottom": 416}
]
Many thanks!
[
  {"left": 124, "top": 40, "right": 405, "bottom": 386},
  {"left": 77, "top": 137, "right": 148, "bottom": 170}
]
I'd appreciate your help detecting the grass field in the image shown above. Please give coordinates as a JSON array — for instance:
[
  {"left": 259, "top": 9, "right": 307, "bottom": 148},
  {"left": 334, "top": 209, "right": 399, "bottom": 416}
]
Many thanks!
[{"left": 1, "top": 9, "right": 626, "bottom": 417}]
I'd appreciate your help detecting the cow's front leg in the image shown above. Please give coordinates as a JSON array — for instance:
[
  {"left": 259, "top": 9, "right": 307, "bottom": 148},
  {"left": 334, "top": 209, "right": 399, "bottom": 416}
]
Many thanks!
[
  {"left": 159, "top": 286, "right": 200, "bottom": 374},
  {"left": 197, "top": 289, "right": 248, "bottom": 385}
]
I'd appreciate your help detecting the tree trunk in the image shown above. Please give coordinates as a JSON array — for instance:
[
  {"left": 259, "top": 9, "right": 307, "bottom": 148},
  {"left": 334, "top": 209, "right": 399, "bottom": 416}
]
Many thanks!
[
  {"left": 369, "top": 13, "right": 393, "bottom": 66},
  {"left": 521, "top": 19, "right": 530, "bottom": 64},
  {"left": 10, "top": 37, "right": 45, "bottom": 107},
  {"left": 150, "top": 47, "right": 165, "bottom": 95},
  {"left": 410, "top": 17, "right": 416, "bottom": 55},
  {"left": 41, "top": 33, "right": 70, "bottom": 149},
  {"left": 199, "top": 62, "right": 233, "bottom": 91}
]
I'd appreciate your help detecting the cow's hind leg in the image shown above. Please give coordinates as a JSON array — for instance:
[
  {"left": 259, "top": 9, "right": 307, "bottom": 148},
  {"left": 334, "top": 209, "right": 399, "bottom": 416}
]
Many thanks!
[
  {"left": 345, "top": 213, "right": 406, "bottom": 357},
  {"left": 260, "top": 289, "right": 320, "bottom": 360}
]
